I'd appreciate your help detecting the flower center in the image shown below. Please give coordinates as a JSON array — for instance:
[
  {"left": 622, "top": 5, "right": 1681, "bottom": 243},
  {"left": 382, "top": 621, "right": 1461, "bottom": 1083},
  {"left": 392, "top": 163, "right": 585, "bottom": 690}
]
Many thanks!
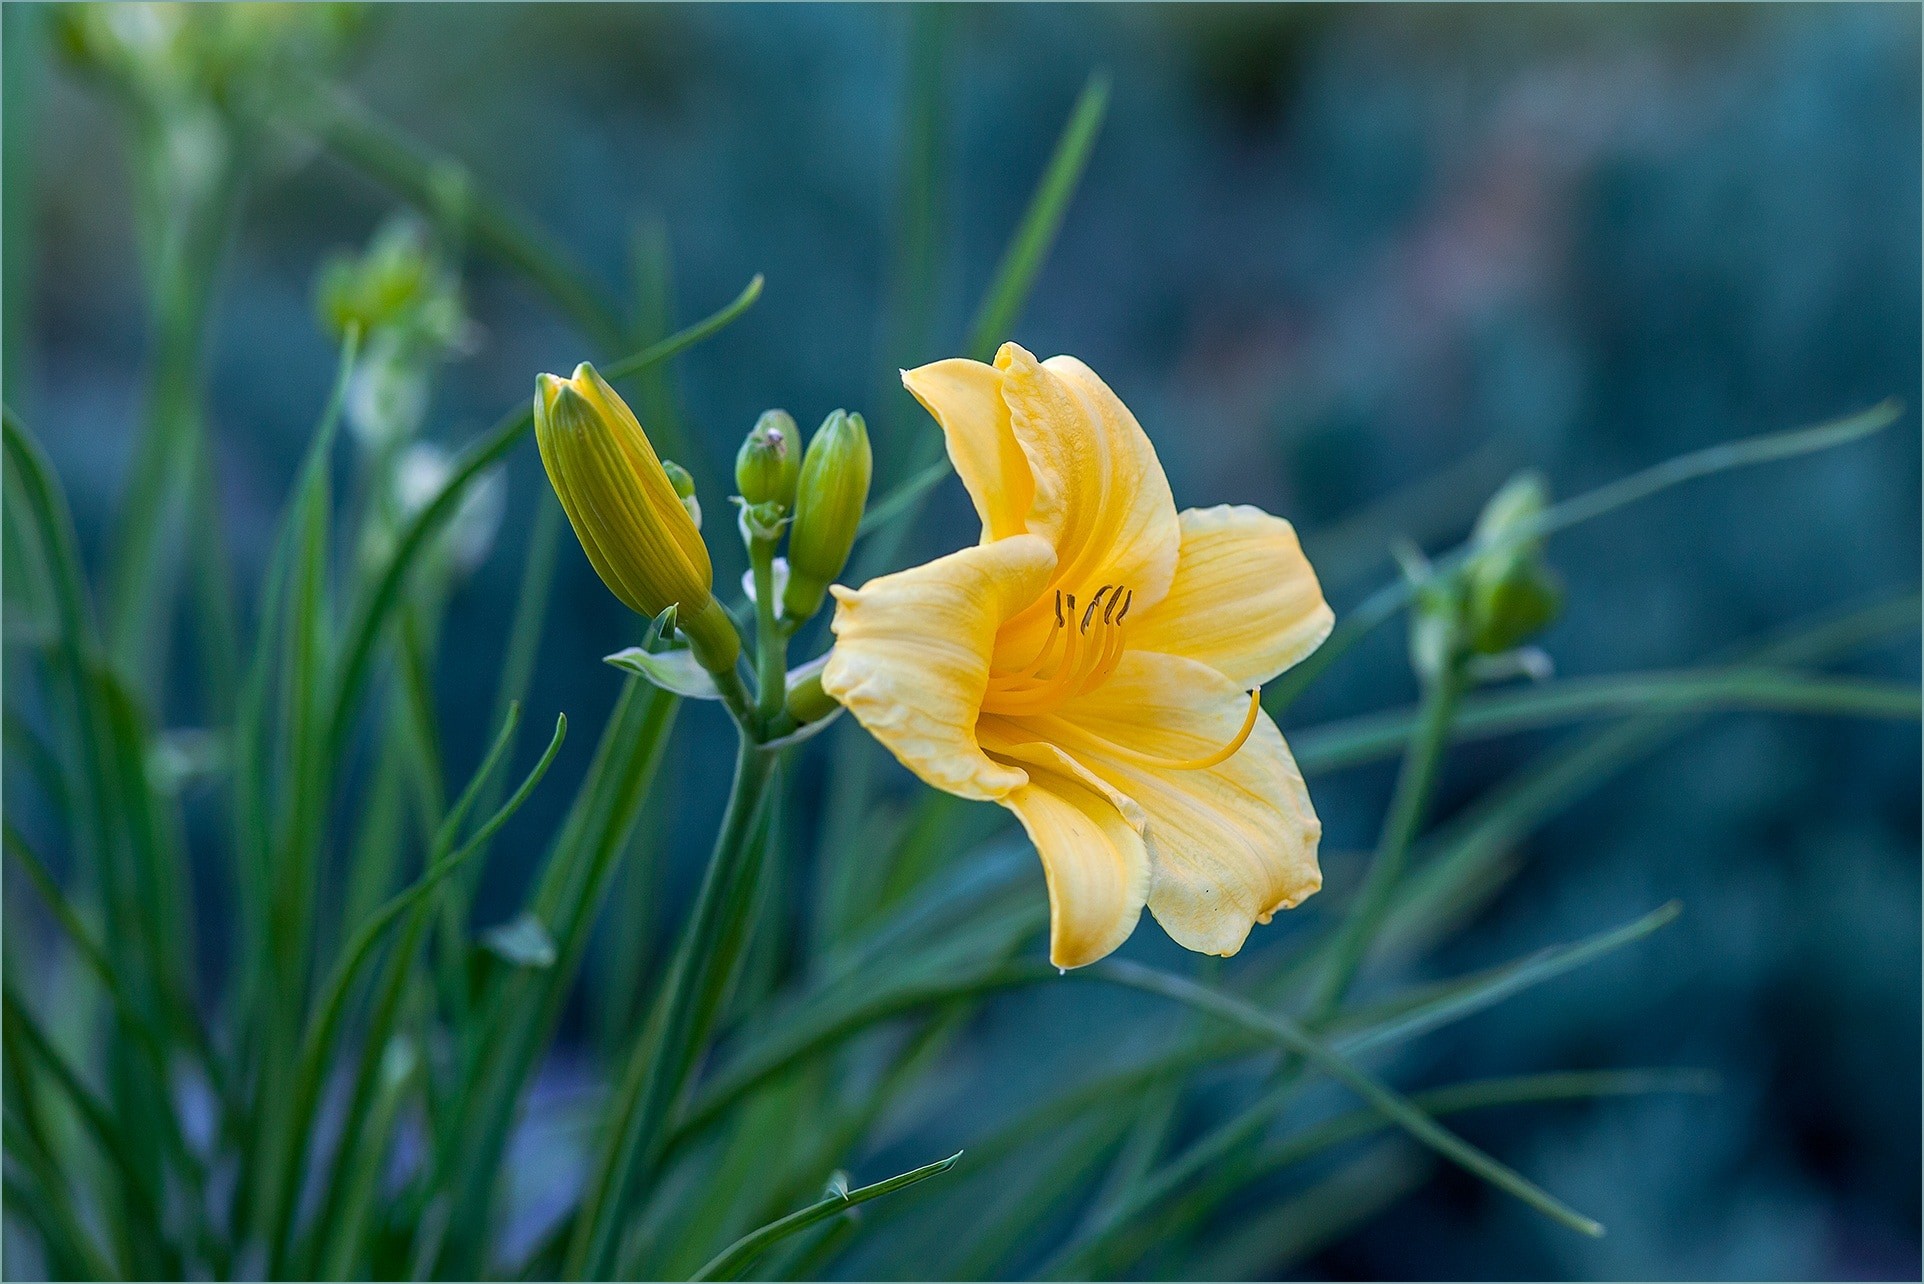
[
  {"left": 980, "top": 583, "right": 1265, "bottom": 771},
  {"left": 980, "top": 586, "right": 1133, "bottom": 716}
]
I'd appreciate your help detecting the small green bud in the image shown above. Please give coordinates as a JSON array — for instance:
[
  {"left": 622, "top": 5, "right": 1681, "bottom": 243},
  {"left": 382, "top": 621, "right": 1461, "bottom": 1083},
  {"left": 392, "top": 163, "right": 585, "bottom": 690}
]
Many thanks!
[
  {"left": 784, "top": 668, "right": 841, "bottom": 726},
  {"left": 661, "top": 458, "right": 702, "bottom": 529},
  {"left": 1463, "top": 472, "right": 1562, "bottom": 656},
  {"left": 736, "top": 410, "right": 800, "bottom": 509},
  {"left": 783, "top": 410, "right": 872, "bottom": 624}
]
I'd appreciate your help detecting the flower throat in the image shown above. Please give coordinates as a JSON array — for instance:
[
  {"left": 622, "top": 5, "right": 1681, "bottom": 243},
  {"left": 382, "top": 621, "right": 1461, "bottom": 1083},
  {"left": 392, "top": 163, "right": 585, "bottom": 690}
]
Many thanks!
[{"left": 981, "top": 585, "right": 1263, "bottom": 772}]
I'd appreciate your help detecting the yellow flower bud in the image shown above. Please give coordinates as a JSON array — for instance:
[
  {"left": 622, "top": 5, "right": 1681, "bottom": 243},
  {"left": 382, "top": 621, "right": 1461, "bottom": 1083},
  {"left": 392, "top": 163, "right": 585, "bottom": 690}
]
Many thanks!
[
  {"left": 534, "top": 362, "right": 739, "bottom": 674},
  {"left": 782, "top": 409, "right": 871, "bottom": 624}
]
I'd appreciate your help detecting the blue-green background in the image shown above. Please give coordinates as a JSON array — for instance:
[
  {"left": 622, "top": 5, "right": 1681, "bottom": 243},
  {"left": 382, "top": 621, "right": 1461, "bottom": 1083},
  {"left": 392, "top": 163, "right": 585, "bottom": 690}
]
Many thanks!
[{"left": 7, "top": 4, "right": 1919, "bottom": 1278}]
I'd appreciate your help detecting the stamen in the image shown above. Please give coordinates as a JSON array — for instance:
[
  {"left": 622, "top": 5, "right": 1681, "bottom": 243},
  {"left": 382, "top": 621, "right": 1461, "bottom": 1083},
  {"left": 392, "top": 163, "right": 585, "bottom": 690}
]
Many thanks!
[
  {"left": 1074, "top": 622, "right": 1128, "bottom": 695},
  {"left": 1080, "top": 586, "right": 1111, "bottom": 632},
  {"left": 988, "top": 618, "right": 1066, "bottom": 688},
  {"left": 981, "top": 583, "right": 1138, "bottom": 715},
  {"left": 1035, "top": 688, "right": 1263, "bottom": 771}
]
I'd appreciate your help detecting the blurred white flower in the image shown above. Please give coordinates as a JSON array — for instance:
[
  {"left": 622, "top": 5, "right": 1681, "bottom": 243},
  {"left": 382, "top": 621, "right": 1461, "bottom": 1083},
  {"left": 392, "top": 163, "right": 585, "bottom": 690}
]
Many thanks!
[{"left": 395, "top": 443, "right": 505, "bottom": 575}]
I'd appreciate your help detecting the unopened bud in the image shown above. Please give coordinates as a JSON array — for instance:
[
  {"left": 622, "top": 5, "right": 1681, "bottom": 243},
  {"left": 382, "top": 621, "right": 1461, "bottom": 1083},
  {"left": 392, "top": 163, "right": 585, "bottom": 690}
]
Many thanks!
[
  {"left": 534, "top": 362, "right": 739, "bottom": 674},
  {"left": 661, "top": 458, "right": 702, "bottom": 529},
  {"left": 782, "top": 410, "right": 871, "bottom": 624},
  {"left": 736, "top": 410, "right": 799, "bottom": 510},
  {"left": 1464, "top": 472, "right": 1562, "bottom": 656}
]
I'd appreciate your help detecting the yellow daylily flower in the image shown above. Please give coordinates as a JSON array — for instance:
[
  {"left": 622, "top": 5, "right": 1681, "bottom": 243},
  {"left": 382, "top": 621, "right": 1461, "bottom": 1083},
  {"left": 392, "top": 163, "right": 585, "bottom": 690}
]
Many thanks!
[{"left": 822, "top": 343, "right": 1334, "bottom": 968}]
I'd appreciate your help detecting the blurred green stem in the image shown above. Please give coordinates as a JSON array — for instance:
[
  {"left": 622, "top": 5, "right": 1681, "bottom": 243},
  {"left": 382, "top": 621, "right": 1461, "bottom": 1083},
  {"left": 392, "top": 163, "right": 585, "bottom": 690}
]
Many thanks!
[
  {"left": 1310, "top": 655, "right": 1468, "bottom": 1016},
  {"left": 290, "top": 85, "right": 630, "bottom": 356},
  {"left": 568, "top": 737, "right": 783, "bottom": 1279},
  {"left": 106, "top": 142, "right": 237, "bottom": 708}
]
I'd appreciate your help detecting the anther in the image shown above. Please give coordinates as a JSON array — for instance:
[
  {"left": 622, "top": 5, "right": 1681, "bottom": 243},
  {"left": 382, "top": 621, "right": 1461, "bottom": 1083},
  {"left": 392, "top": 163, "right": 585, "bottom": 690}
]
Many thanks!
[
  {"left": 1103, "top": 585, "right": 1125, "bottom": 624},
  {"left": 1113, "top": 589, "right": 1134, "bottom": 624},
  {"left": 1053, "top": 590, "right": 1064, "bottom": 628},
  {"left": 1081, "top": 586, "right": 1111, "bottom": 632}
]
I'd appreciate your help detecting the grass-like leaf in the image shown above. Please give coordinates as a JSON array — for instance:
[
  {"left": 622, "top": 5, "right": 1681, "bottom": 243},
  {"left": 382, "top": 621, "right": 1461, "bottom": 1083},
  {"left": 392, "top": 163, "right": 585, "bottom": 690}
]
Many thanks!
[
  {"left": 1270, "top": 399, "right": 1903, "bottom": 709},
  {"left": 294, "top": 85, "right": 631, "bottom": 355},
  {"left": 689, "top": 1151, "right": 963, "bottom": 1282},
  {"left": 268, "top": 707, "right": 566, "bottom": 1274},
  {"left": 325, "top": 274, "right": 761, "bottom": 771},
  {"left": 1294, "top": 667, "right": 1922, "bottom": 774},
  {"left": 1086, "top": 961, "right": 1605, "bottom": 1237},
  {"left": 853, "top": 72, "right": 1111, "bottom": 547},
  {"left": 965, "top": 73, "right": 1110, "bottom": 362}
]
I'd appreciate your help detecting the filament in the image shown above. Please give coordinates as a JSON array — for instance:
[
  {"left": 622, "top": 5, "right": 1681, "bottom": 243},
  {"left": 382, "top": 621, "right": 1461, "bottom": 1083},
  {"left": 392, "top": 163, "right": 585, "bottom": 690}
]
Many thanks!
[
  {"left": 982, "top": 584, "right": 1133, "bottom": 715},
  {"left": 1032, "top": 688, "right": 1263, "bottom": 771}
]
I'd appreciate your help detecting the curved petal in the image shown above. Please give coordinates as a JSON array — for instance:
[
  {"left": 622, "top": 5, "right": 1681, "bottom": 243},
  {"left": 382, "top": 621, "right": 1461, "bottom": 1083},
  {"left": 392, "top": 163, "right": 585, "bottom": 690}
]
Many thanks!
[
  {"left": 978, "top": 727, "right": 1146, "bottom": 832},
  {"left": 823, "top": 534, "right": 1055, "bottom": 800},
  {"left": 1039, "top": 651, "right": 1321, "bottom": 956},
  {"left": 990, "top": 346, "right": 1180, "bottom": 659},
  {"left": 900, "top": 358, "right": 1033, "bottom": 542},
  {"left": 995, "top": 766, "right": 1149, "bottom": 969},
  {"left": 1127, "top": 505, "right": 1334, "bottom": 689}
]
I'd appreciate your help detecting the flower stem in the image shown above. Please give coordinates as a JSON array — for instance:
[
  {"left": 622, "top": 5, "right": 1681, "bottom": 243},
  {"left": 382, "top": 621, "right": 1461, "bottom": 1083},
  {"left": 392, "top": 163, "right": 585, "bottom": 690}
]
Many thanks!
[
  {"left": 1310, "top": 654, "right": 1469, "bottom": 1018},
  {"left": 748, "top": 535, "right": 790, "bottom": 734},
  {"left": 566, "top": 736, "right": 782, "bottom": 1280}
]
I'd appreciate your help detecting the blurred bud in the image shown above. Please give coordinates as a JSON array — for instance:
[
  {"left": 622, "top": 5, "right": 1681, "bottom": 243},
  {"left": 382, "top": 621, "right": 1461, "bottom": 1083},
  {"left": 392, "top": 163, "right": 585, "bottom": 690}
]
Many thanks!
[
  {"left": 735, "top": 410, "right": 799, "bottom": 510},
  {"left": 393, "top": 443, "right": 504, "bottom": 575},
  {"left": 1463, "top": 472, "right": 1562, "bottom": 656},
  {"left": 57, "top": 3, "right": 362, "bottom": 117},
  {"left": 661, "top": 458, "right": 702, "bottom": 529},
  {"left": 322, "top": 218, "right": 471, "bottom": 448},
  {"left": 534, "top": 362, "right": 739, "bottom": 674},
  {"left": 782, "top": 409, "right": 871, "bottom": 624},
  {"left": 318, "top": 218, "right": 467, "bottom": 349}
]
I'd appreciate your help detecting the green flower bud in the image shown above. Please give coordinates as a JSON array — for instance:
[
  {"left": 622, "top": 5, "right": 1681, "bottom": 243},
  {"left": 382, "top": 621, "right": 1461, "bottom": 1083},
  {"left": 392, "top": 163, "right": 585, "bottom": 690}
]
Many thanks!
[
  {"left": 534, "top": 362, "right": 739, "bottom": 675},
  {"left": 1463, "top": 471, "right": 1562, "bottom": 656},
  {"left": 736, "top": 410, "right": 799, "bottom": 510},
  {"left": 661, "top": 458, "right": 702, "bottom": 529},
  {"left": 782, "top": 410, "right": 871, "bottom": 624}
]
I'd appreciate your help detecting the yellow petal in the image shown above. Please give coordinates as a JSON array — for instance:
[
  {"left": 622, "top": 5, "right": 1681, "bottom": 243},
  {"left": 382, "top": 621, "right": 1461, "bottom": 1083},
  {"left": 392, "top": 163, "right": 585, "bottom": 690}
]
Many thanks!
[
  {"left": 978, "top": 726, "right": 1146, "bottom": 832},
  {"left": 1040, "top": 651, "right": 1321, "bottom": 957},
  {"left": 991, "top": 347, "right": 1180, "bottom": 655},
  {"left": 822, "top": 534, "right": 1055, "bottom": 800},
  {"left": 900, "top": 358, "right": 1033, "bottom": 542},
  {"left": 1127, "top": 505, "right": 1334, "bottom": 689},
  {"left": 995, "top": 763, "right": 1149, "bottom": 970}
]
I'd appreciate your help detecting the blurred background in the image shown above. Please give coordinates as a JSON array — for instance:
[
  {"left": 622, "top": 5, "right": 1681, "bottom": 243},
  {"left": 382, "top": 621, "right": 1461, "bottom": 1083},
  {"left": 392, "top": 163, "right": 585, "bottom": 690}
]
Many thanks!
[{"left": 5, "top": 4, "right": 1918, "bottom": 1278}]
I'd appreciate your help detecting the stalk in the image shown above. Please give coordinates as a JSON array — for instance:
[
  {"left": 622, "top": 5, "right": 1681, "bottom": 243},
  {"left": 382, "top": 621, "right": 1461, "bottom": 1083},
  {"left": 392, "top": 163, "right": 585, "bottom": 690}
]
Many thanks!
[
  {"left": 1308, "top": 655, "right": 1469, "bottom": 1016},
  {"left": 749, "top": 534, "right": 791, "bottom": 734},
  {"left": 566, "top": 737, "right": 784, "bottom": 1279}
]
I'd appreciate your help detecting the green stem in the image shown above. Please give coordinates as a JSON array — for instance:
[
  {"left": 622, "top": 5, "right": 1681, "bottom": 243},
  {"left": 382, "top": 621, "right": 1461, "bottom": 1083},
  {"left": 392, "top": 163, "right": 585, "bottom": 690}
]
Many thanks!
[
  {"left": 566, "top": 737, "right": 783, "bottom": 1279},
  {"left": 749, "top": 536, "right": 789, "bottom": 732},
  {"left": 106, "top": 137, "right": 235, "bottom": 704},
  {"left": 1310, "top": 656, "right": 1469, "bottom": 1016}
]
